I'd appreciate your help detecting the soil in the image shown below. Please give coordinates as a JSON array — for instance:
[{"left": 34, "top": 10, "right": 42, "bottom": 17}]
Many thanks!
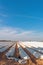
[{"left": 0, "top": 59, "right": 43, "bottom": 65}]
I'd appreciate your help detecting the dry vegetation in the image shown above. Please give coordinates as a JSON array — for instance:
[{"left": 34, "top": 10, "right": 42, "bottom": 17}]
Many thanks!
[{"left": 0, "top": 59, "right": 43, "bottom": 65}]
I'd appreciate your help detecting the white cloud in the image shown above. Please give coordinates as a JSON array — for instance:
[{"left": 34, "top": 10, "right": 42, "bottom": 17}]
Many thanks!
[{"left": 0, "top": 27, "right": 43, "bottom": 41}]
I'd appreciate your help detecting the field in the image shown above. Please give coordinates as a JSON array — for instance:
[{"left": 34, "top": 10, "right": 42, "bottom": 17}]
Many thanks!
[{"left": 0, "top": 41, "right": 43, "bottom": 65}]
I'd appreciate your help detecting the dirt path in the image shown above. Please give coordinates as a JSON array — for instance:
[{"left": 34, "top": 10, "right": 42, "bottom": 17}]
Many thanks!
[
  {"left": 14, "top": 43, "right": 22, "bottom": 59},
  {"left": 31, "top": 46, "right": 43, "bottom": 54},
  {"left": 19, "top": 43, "right": 37, "bottom": 64},
  {"left": 0, "top": 43, "right": 14, "bottom": 60},
  {"left": 24, "top": 44, "right": 43, "bottom": 54}
]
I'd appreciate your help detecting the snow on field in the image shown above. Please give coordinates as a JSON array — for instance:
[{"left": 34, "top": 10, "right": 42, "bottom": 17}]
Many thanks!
[
  {"left": 21, "top": 41, "right": 43, "bottom": 53},
  {"left": 20, "top": 41, "right": 43, "bottom": 53},
  {"left": 0, "top": 41, "right": 43, "bottom": 59},
  {"left": 0, "top": 42, "right": 13, "bottom": 52},
  {"left": 6, "top": 44, "right": 15, "bottom": 57},
  {"left": 0, "top": 42, "right": 13, "bottom": 47},
  {"left": 18, "top": 44, "right": 30, "bottom": 59},
  {"left": 19, "top": 41, "right": 43, "bottom": 59},
  {"left": 21, "top": 41, "right": 43, "bottom": 48}
]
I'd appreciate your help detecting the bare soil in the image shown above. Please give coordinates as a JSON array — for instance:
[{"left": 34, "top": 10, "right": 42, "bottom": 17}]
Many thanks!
[{"left": 0, "top": 59, "right": 43, "bottom": 65}]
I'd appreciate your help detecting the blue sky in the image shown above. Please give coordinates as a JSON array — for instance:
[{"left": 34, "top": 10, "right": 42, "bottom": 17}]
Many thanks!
[{"left": 0, "top": 0, "right": 43, "bottom": 41}]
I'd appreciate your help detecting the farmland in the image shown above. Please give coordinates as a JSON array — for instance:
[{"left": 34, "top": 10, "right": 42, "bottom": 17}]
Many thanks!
[{"left": 0, "top": 41, "right": 43, "bottom": 65}]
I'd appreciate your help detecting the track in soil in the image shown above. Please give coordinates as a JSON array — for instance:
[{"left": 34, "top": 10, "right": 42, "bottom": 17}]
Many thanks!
[
  {"left": 0, "top": 42, "right": 43, "bottom": 65},
  {"left": 19, "top": 43, "right": 37, "bottom": 64},
  {"left": 0, "top": 43, "right": 14, "bottom": 60}
]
